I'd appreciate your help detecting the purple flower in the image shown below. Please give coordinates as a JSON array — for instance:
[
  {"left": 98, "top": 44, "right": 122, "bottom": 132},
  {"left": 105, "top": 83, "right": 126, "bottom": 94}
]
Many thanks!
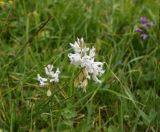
[
  {"left": 140, "top": 16, "right": 148, "bottom": 24},
  {"left": 147, "top": 21, "right": 154, "bottom": 27},
  {"left": 135, "top": 16, "right": 154, "bottom": 40},
  {"left": 140, "top": 33, "right": 148, "bottom": 40},
  {"left": 140, "top": 16, "right": 154, "bottom": 29},
  {"left": 141, "top": 23, "right": 149, "bottom": 29},
  {"left": 135, "top": 27, "right": 143, "bottom": 33},
  {"left": 141, "top": 22, "right": 154, "bottom": 29}
]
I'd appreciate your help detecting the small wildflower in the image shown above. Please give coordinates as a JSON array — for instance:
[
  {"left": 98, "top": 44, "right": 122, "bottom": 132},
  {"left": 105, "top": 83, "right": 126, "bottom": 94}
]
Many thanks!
[
  {"left": 68, "top": 38, "right": 105, "bottom": 92},
  {"left": 37, "top": 64, "right": 60, "bottom": 96},
  {"left": 135, "top": 16, "right": 154, "bottom": 40},
  {"left": 140, "top": 16, "right": 148, "bottom": 24},
  {"left": 135, "top": 27, "right": 143, "bottom": 33},
  {"left": 140, "top": 33, "right": 148, "bottom": 40},
  {"left": 140, "top": 16, "right": 154, "bottom": 29}
]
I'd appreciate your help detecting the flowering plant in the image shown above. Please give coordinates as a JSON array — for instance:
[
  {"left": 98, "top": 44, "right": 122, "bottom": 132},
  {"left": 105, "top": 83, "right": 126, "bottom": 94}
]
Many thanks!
[
  {"left": 135, "top": 16, "right": 154, "bottom": 40},
  {"left": 68, "top": 38, "right": 105, "bottom": 92},
  {"left": 37, "top": 64, "right": 60, "bottom": 96}
]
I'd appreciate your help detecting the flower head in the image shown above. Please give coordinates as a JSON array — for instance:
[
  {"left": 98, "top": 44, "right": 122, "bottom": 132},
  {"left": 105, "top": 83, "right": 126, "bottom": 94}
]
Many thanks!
[
  {"left": 135, "top": 27, "right": 143, "bottom": 33},
  {"left": 37, "top": 64, "right": 60, "bottom": 86},
  {"left": 140, "top": 16, "right": 148, "bottom": 24},
  {"left": 68, "top": 38, "right": 105, "bottom": 91},
  {"left": 135, "top": 16, "right": 154, "bottom": 40}
]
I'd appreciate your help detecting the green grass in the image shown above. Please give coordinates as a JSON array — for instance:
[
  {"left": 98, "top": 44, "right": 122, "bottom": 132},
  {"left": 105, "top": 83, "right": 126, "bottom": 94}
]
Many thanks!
[{"left": 0, "top": 0, "right": 159, "bottom": 131}]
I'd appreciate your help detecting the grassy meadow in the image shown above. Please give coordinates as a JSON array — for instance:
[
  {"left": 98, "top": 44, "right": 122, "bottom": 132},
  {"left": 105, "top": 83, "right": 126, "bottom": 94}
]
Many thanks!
[{"left": 0, "top": 0, "right": 159, "bottom": 131}]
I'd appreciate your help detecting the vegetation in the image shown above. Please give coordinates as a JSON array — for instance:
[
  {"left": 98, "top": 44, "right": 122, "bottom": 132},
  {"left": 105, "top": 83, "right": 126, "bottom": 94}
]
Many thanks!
[{"left": 0, "top": 0, "right": 159, "bottom": 131}]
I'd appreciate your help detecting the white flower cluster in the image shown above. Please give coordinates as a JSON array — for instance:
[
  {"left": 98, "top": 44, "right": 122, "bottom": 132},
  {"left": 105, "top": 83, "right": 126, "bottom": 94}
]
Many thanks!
[
  {"left": 37, "top": 64, "right": 60, "bottom": 86},
  {"left": 68, "top": 38, "right": 105, "bottom": 83}
]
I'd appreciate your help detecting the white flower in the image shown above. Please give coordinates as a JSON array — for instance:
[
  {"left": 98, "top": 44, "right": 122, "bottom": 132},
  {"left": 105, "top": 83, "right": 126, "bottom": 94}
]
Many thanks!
[
  {"left": 91, "top": 61, "right": 105, "bottom": 83},
  {"left": 93, "top": 62, "right": 105, "bottom": 75},
  {"left": 68, "top": 38, "right": 105, "bottom": 85},
  {"left": 81, "top": 55, "right": 92, "bottom": 71},
  {"left": 45, "top": 64, "right": 54, "bottom": 77},
  {"left": 89, "top": 47, "right": 95, "bottom": 58},
  {"left": 37, "top": 74, "right": 47, "bottom": 86},
  {"left": 68, "top": 53, "right": 82, "bottom": 65},
  {"left": 55, "top": 68, "right": 60, "bottom": 82},
  {"left": 49, "top": 68, "right": 60, "bottom": 82},
  {"left": 81, "top": 57, "right": 104, "bottom": 83},
  {"left": 70, "top": 38, "right": 89, "bottom": 54},
  {"left": 70, "top": 42, "right": 81, "bottom": 53},
  {"left": 37, "top": 64, "right": 60, "bottom": 86}
]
